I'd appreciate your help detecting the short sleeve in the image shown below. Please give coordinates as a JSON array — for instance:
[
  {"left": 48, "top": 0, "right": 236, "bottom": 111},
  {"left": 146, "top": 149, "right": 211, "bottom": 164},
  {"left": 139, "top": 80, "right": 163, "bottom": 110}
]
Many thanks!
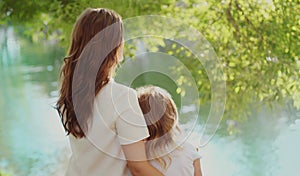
[
  {"left": 184, "top": 142, "right": 202, "bottom": 161},
  {"left": 116, "top": 89, "right": 150, "bottom": 145}
]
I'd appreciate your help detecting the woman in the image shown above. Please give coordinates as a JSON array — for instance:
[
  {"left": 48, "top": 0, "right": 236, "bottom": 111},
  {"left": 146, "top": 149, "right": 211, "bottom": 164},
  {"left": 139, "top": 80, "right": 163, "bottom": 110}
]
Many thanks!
[{"left": 56, "top": 8, "right": 163, "bottom": 176}]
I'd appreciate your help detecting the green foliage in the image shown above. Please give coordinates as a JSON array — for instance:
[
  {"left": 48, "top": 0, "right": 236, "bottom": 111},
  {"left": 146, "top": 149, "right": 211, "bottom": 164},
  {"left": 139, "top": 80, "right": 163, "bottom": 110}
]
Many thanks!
[
  {"left": 0, "top": 0, "right": 171, "bottom": 45},
  {"left": 0, "top": 170, "right": 11, "bottom": 176},
  {"left": 1, "top": 0, "right": 299, "bottom": 123},
  {"left": 160, "top": 0, "right": 300, "bottom": 122}
]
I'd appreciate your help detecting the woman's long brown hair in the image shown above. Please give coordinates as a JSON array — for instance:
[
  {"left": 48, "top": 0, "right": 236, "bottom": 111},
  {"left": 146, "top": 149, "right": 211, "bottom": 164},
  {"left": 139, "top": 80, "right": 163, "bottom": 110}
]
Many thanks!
[{"left": 56, "top": 8, "right": 123, "bottom": 138}]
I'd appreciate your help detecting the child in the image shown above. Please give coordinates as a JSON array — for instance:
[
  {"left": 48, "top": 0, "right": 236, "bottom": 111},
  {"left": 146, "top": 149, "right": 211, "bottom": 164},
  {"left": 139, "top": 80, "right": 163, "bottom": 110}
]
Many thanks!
[{"left": 137, "top": 86, "right": 203, "bottom": 176}]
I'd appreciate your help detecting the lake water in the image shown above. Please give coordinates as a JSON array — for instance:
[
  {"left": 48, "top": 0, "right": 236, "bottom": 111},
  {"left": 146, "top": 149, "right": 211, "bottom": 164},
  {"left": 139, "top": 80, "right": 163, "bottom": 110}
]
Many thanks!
[{"left": 1, "top": 27, "right": 300, "bottom": 176}]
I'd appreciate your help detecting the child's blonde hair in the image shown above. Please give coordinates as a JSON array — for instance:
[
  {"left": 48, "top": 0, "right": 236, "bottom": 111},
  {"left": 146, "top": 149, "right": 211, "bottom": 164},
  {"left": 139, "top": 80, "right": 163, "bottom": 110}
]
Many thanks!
[{"left": 137, "top": 85, "right": 180, "bottom": 169}]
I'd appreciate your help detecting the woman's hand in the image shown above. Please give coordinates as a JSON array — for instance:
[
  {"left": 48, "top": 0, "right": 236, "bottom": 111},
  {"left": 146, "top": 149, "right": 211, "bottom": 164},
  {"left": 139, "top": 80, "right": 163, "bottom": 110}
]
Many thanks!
[
  {"left": 193, "top": 159, "right": 203, "bottom": 176},
  {"left": 122, "top": 140, "right": 164, "bottom": 176}
]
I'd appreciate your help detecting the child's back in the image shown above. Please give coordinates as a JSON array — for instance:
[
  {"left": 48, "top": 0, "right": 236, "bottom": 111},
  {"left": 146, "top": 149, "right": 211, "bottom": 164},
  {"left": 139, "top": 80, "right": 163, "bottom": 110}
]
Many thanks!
[
  {"left": 150, "top": 142, "right": 201, "bottom": 176},
  {"left": 137, "top": 86, "right": 203, "bottom": 176}
]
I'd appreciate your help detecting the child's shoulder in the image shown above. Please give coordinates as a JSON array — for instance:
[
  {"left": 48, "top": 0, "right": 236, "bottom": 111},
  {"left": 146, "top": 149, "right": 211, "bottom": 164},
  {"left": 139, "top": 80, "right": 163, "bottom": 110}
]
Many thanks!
[
  {"left": 181, "top": 142, "right": 198, "bottom": 151},
  {"left": 180, "top": 142, "right": 201, "bottom": 160}
]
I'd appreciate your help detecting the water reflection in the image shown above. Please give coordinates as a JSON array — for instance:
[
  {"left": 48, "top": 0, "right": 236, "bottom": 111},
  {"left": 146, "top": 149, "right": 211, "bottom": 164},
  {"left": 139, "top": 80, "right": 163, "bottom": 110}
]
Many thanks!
[
  {"left": 274, "top": 119, "right": 300, "bottom": 176},
  {"left": 184, "top": 105, "right": 300, "bottom": 176},
  {"left": 0, "top": 27, "right": 69, "bottom": 175},
  {"left": 0, "top": 27, "right": 299, "bottom": 176},
  {"left": 0, "top": 27, "right": 21, "bottom": 67}
]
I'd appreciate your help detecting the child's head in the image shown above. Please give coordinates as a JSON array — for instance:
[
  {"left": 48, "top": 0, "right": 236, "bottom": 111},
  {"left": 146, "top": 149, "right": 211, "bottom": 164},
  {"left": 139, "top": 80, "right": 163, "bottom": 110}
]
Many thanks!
[{"left": 137, "top": 86, "right": 179, "bottom": 141}]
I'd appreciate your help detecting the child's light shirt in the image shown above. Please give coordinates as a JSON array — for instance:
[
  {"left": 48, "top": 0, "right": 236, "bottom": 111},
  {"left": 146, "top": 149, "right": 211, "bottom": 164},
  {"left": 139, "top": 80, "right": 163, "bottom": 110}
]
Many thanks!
[{"left": 150, "top": 142, "right": 201, "bottom": 176}]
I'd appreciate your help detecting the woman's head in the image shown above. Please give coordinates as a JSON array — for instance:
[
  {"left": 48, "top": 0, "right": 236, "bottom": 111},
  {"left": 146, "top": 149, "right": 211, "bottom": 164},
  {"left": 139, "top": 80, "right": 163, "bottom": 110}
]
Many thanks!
[
  {"left": 69, "top": 8, "right": 123, "bottom": 79},
  {"left": 137, "top": 86, "right": 180, "bottom": 168},
  {"left": 56, "top": 8, "right": 123, "bottom": 138}
]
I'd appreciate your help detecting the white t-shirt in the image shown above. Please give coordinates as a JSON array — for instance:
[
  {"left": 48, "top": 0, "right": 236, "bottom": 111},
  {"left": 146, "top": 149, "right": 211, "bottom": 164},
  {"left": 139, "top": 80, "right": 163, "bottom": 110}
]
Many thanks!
[
  {"left": 150, "top": 142, "right": 201, "bottom": 176},
  {"left": 65, "top": 79, "right": 149, "bottom": 176}
]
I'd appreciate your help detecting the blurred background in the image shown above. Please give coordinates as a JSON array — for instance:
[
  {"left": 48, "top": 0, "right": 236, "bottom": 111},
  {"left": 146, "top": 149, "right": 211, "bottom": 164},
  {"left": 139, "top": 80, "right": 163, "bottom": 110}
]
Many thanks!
[{"left": 0, "top": 0, "right": 300, "bottom": 175}]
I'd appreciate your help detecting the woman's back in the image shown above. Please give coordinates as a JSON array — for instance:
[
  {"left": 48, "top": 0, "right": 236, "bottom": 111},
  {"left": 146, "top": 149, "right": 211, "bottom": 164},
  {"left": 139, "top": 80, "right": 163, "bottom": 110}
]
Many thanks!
[{"left": 66, "top": 80, "right": 149, "bottom": 176}]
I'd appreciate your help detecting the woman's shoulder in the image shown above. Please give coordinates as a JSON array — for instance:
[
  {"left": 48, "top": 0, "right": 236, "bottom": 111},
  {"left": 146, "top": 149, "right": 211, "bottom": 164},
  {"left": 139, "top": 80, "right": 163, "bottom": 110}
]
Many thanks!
[
  {"left": 98, "top": 79, "right": 139, "bottom": 112},
  {"left": 95, "top": 79, "right": 138, "bottom": 109},
  {"left": 99, "top": 79, "right": 137, "bottom": 100},
  {"left": 109, "top": 79, "right": 136, "bottom": 94}
]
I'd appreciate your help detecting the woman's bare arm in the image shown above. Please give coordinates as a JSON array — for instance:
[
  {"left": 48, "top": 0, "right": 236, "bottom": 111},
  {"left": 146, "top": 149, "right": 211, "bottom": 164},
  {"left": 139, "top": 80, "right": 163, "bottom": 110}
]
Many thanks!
[
  {"left": 193, "top": 158, "right": 203, "bottom": 176},
  {"left": 122, "top": 140, "right": 163, "bottom": 176}
]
